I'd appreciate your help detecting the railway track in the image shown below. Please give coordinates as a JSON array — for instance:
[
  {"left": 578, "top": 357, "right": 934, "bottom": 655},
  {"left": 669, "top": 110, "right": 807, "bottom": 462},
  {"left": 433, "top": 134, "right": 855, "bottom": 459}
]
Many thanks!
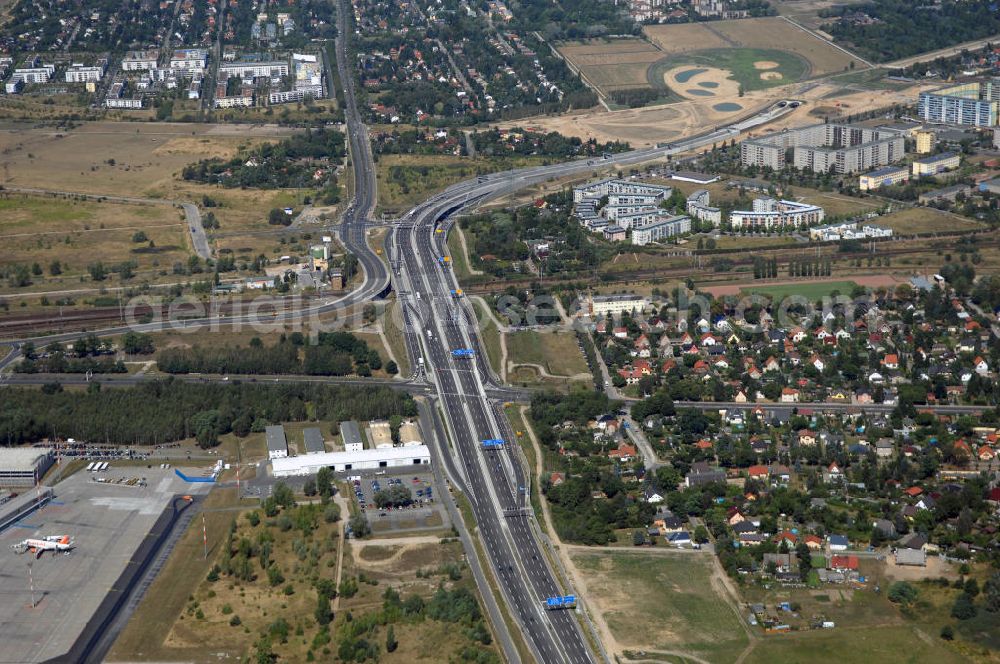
[{"left": 2, "top": 231, "right": 995, "bottom": 338}]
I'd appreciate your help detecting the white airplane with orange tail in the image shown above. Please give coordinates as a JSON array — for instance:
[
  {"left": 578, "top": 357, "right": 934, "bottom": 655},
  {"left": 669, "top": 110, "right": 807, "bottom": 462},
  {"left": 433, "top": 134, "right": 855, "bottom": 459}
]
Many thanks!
[{"left": 10, "top": 535, "right": 74, "bottom": 558}]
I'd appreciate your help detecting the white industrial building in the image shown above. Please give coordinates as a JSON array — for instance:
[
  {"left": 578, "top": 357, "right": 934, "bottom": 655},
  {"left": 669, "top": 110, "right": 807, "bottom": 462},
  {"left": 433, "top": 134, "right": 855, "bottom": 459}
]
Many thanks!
[
  {"left": 266, "top": 425, "right": 289, "bottom": 460},
  {"left": 271, "top": 445, "right": 431, "bottom": 476},
  {"left": 0, "top": 448, "right": 54, "bottom": 488}
]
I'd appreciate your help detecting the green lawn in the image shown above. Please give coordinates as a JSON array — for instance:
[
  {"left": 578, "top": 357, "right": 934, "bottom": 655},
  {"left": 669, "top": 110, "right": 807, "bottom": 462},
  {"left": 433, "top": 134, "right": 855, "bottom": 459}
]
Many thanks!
[
  {"left": 572, "top": 551, "right": 749, "bottom": 663},
  {"left": 741, "top": 280, "right": 860, "bottom": 300},
  {"left": 472, "top": 299, "right": 503, "bottom": 376},
  {"left": 743, "top": 625, "right": 968, "bottom": 664},
  {"left": 650, "top": 48, "right": 807, "bottom": 93},
  {"left": 507, "top": 330, "right": 589, "bottom": 377}
]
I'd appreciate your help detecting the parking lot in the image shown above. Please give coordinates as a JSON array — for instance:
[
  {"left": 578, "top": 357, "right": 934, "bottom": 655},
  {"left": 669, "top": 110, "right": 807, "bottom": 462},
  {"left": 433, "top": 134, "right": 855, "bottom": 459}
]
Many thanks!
[{"left": 346, "top": 469, "right": 448, "bottom": 534}]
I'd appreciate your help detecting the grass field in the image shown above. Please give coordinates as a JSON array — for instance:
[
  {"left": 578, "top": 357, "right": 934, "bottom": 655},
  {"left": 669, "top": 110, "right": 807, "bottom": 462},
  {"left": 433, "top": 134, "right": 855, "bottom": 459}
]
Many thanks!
[
  {"left": 649, "top": 48, "right": 808, "bottom": 93},
  {"left": 741, "top": 280, "right": 860, "bottom": 300},
  {"left": 711, "top": 235, "right": 800, "bottom": 250},
  {"left": 0, "top": 194, "right": 190, "bottom": 293},
  {"left": 744, "top": 625, "right": 968, "bottom": 664},
  {"left": 473, "top": 299, "right": 504, "bottom": 376},
  {"left": 573, "top": 551, "right": 748, "bottom": 663},
  {"left": 507, "top": 330, "right": 589, "bottom": 377},
  {"left": 108, "top": 487, "right": 250, "bottom": 662},
  {"left": 877, "top": 208, "right": 986, "bottom": 234}
]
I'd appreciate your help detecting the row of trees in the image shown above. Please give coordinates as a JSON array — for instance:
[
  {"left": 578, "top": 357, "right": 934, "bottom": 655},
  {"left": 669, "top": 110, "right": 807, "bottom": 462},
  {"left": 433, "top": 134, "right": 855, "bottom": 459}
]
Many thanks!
[
  {"left": 0, "top": 381, "right": 417, "bottom": 446},
  {"left": 157, "top": 333, "right": 384, "bottom": 377}
]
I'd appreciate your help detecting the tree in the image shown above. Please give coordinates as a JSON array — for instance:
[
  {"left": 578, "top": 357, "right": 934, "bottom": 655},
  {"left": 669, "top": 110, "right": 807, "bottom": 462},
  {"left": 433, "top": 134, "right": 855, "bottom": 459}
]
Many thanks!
[
  {"left": 314, "top": 590, "right": 333, "bottom": 626},
  {"left": 132, "top": 231, "right": 148, "bottom": 243},
  {"left": 632, "top": 529, "right": 647, "bottom": 546},
  {"left": 349, "top": 513, "right": 370, "bottom": 538},
  {"left": 940, "top": 625, "right": 954, "bottom": 640},
  {"left": 48, "top": 260, "right": 61, "bottom": 276},
  {"left": 888, "top": 581, "right": 918, "bottom": 605},
  {"left": 316, "top": 467, "right": 334, "bottom": 501},
  {"left": 303, "top": 478, "right": 317, "bottom": 496},
  {"left": 984, "top": 573, "right": 1000, "bottom": 613},
  {"left": 386, "top": 624, "right": 398, "bottom": 653},
  {"left": 693, "top": 525, "right": 709, "bottom": 544},
  {"left": 386, "top": 360, "right": 398, "bottom": 375},
  {"left": 951, "top": 592, "right": 977, "bottom": 620},
  {"left": 88, "top": 262, "right": 107, "bottom": 281}
]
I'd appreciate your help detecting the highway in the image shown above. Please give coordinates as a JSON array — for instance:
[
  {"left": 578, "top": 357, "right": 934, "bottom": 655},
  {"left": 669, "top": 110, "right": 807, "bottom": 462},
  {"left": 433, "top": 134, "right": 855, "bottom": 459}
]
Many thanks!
[{"left": 394, "top": 218, "right": 594, "bottom": 664}]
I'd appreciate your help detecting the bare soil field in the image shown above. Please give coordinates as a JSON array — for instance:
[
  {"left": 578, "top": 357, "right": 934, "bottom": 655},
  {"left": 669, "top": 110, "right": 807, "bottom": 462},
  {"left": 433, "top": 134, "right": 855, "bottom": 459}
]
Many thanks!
[
  {"left": 703, "top": 274, "right": 903, "bottom": 297},
  {"left": 663, "top": 65, "right": 741, "bottom": 100},
  {"left": 643, "top": 23, "right": 729, "bottom": 55},
  {"left": 500, "top": 64, "right": 928, "bottom": 148},
  {"left": 558, "top": 38, "right": 665, "bottom": 94}
]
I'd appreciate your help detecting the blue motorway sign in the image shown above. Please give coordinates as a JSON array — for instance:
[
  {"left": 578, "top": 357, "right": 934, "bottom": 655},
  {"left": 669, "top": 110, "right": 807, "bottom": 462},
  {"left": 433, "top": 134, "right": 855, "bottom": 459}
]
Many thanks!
[
  {"left": 482, "top": 439, "right": 505, "bottom": 448},
  {"left": 545, "top": 595, "right": 577, "bottom": 608},
  {"left": 452, "top": 348, "right": 475, "bottom": 358}
]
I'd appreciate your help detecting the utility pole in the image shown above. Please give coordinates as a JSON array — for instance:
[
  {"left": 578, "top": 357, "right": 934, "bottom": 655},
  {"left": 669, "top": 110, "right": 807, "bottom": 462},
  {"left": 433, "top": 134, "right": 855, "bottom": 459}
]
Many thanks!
[
  {"left": 27, "top": 562, "right": 36, "bottom": 609},
  {"left": 202, "top": 514, "right": 208, "bottom": 560}
]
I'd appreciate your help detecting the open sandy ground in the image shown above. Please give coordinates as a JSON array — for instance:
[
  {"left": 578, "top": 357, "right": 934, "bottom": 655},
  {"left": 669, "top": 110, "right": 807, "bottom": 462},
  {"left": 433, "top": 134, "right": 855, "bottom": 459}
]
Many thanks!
[
  {"left": 498, "top": 77, "right": 932, "bottom": 148},
  {"left": 664, "top": 65, "right": 741, "bottom": 100}
]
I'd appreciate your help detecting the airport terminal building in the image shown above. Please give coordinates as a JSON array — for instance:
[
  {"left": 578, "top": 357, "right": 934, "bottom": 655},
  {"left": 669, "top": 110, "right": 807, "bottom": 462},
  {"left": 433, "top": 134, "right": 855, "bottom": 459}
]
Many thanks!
[{"left": 0, "top": 448, "right": 54, "bottom": 488}]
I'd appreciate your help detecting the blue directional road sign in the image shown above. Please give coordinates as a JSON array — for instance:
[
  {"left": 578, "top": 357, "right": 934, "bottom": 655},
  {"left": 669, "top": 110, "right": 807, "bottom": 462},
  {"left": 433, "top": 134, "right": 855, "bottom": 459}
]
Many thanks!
[
  {"left": 544, "top": 595, "right": 577, "bottom": 609},
  {"left": 481, "top": 439, "right": 505, "bottom": 449},
  {"left": 451, "top": 348, "right": 475, "bottom": 358}
]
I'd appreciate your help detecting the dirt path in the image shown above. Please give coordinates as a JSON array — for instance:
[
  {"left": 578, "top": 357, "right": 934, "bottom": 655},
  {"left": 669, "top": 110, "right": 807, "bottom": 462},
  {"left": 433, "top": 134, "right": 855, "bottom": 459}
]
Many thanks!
[
  {"left": 509, "top": 362, "right": 591, "bottom": 381},
  {"left": 332, "top": 492, "right": 350, "bottom": 610},
  {"left": 519, "top": 405, "right": 626, "bottom": 661},
  {"left": 453, "top": 224, "right": 484, "bottom": 276},
  {"left": 471, "top": 295, "right": 509, "bottom": 380}
]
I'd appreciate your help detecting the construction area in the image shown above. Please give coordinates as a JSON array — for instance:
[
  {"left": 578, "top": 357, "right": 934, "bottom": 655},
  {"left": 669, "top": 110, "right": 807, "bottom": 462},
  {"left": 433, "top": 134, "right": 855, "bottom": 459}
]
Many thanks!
[{"left": 0, "top": 465, "right": 212, "bottom": 663}]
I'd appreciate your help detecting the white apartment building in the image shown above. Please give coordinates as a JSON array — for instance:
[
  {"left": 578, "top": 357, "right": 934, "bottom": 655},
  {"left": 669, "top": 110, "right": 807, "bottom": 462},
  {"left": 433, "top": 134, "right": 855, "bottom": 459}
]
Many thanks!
[
  {"left": 169, "top": 48, "right": 209, "bottom": 73},
  {"left": 686, "top": 189, "right": 723, "bottom": 225},
  {"left": 580, "top": 294, "right": 649, "bottom": 317},
  {"left": 730, "top": 198, "right": 825, "bottom": 231},
  {"left": 632, "top": 215, "right": 692, "bottom": 246},
  {"left": 219, "top": 60, "right": 289, "bottom": 80},
  {"left": 65, "top": 60, "right": 107, "bottom": 83},
  {"left": 122, "top": 50, "right": 159, "bottom": 71}
]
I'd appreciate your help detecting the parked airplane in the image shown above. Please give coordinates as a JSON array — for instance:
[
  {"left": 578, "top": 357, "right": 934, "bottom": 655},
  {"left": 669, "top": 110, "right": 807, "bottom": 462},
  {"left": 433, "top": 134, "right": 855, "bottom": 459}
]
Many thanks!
[{"left": 10, "top": 535, "right": 74, "bottom": 558}]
